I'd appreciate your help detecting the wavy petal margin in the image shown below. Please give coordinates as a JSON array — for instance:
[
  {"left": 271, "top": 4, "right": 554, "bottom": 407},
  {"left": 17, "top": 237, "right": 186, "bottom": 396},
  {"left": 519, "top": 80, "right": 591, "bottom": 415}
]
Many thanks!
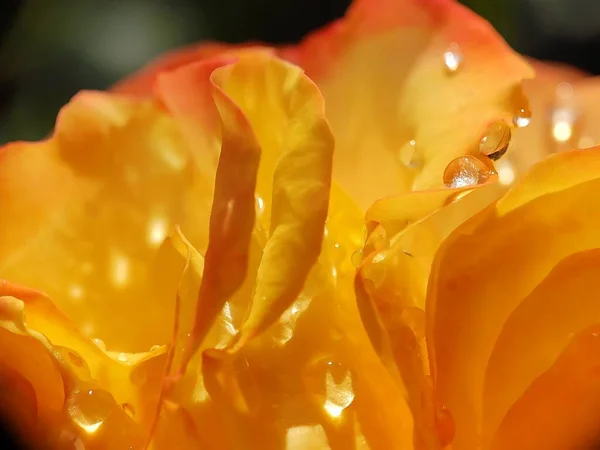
[
  {"left": 428, "top": 146, "right": 600, "bottom": 448},
  {"left": 281, "top": 0, "right": 534, "bottom": 208}
]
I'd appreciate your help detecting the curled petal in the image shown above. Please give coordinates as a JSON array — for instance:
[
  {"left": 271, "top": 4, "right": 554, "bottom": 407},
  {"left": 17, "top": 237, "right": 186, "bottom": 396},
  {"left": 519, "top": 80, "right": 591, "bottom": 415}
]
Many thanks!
[
  {"left": 491, "top": 324, "right": 600, "bottom": 450},
  {"left": 483, "top": 249, "right": 600, "bottom": 447},
  {"left": 217, "top": 55, "right": 334, "bottom": 350},
  {"left": 428, "top": 146, "right": 600, "bottom": 449},
  {"left": 176, "top": 56, "right": 262, "bottom": 374}
]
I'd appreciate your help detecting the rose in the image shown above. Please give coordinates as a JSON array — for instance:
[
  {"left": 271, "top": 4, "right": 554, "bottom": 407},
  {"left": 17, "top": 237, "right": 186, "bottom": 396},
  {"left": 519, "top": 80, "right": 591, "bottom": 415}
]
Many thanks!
[{"left": 0, "top": 0, "right": 597, "bottom": 449}]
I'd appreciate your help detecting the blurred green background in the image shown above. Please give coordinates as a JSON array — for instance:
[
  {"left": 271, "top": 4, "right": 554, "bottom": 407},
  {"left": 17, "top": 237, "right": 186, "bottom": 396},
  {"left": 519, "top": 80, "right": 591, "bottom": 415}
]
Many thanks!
[{"left": 0, "top": 0, "right": 598, "bottom": 145}]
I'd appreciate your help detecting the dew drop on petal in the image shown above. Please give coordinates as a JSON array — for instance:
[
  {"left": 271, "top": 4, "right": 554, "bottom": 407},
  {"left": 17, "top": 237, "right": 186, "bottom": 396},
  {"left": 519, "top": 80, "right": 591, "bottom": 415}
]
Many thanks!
[
  {"left": 443, "top": 43, "right": 462, "bottom": 74},
  {"left": 68, "top": 389, "right": 113, "bottom": 435},
  {"left": 443, "top": 156, "right": 492, "bottom": 188},
  {"left": 304, "top": 358, "right": 355, "bottom": 420},
  {"left": 479, "top": 120, "right": 511, "bottom": 161},
  {"left": 513, "top": 108, "right": 532, "bottom": 128},
  {"left": 351, "top": 249, "right": 363, "bottom": 268}
]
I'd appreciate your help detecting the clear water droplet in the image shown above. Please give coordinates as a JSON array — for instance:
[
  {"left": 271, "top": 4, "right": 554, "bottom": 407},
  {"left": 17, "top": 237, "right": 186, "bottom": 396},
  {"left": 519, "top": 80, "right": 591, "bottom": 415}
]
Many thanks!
[
  {"left": 351, "top": 249, "right": 363, "bottom": 267},
  {"left": 304, "top": 358, "right": 355, "bottom": 420},
  {"left": 479, "top": 120, "right": 511, "bottom": 161},
  {"left": 443, "top": 156, "right": 492, "bottom": 188},
  {"left": 116, "top": 353, "right": 130, "bottom": 364},
  {"left": 67, "top": 389, "right": 114, "bottom": 435},
  {"left": 443, "top": 43, "right": 462, "bottom": 74},
  {"left": 513, "top": 108, "right": 531, "bottom": 128}
]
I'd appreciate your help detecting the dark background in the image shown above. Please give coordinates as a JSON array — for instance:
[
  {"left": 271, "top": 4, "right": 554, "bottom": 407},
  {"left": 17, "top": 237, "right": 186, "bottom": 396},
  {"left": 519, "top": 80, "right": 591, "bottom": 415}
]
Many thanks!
[
  {"left": 1, "top": 0, "right": 600, "bottom": 145},
  {"left": 1, "top": 0, "right": 600, "bottom": 448}
]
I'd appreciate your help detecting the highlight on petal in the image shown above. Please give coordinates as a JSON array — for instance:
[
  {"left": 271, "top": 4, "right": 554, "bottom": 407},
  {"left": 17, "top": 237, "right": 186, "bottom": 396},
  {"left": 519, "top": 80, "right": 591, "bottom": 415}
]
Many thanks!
[
  {"left": 427, "top": 146, "right": 600, "bottom": 449},
  {"left": 0, "top": 90, "right": 213, "bottom": 351},
  {"left": 280, "top": 0, "right": 534, "bottom": 208}
]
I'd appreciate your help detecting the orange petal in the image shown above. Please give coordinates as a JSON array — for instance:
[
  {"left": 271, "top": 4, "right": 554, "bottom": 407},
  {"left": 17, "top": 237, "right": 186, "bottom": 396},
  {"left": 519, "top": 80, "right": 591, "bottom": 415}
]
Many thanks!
[
  {"left": 215, "top": 55, "right": 334, "bottom": 349},
  {"left": 112, "top": 42, "right": 256, "bottom": 97},
  {"left": 0, "top": 282, "right": 152, "bottom": 448},
  {"left": 176, "top": 55, "right": 262, "bottom": 374},
  {"left": 0, "top": 91, "right": 214, "bottom": 351},
  {"left": 281, "top": 0, "right": 533, "bottom": 208},
  {"left": 483, "top": 249, "right": 600, "bottom": 447},
  {"left": 428, "top": 146, "right": 600, "bottom": 449},
  {"left": 490, "top": 323, "right": 600, "bottom": 450}
]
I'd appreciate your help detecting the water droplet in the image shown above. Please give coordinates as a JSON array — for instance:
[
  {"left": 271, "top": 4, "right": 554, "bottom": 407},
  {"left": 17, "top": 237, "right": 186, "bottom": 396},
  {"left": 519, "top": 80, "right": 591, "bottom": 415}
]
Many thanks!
[
  {"left": 121, "top": 403, "right": 135, "bottom": 418},
  {"left": 92, "top": 338, "right": 106, "bottom": 352},
  {"left": 116, "top": 353, "right": 130, "bottom": 364},
  {"left": 479, "top": 120, "right": 511, "bottom": 161},
  {"left": 513, "top": 108, "right": 531, "bottom": 128},
  {"left": 398, "top": 139, "right": 419, "bottom": 167},
  {"left": 443, "top": 43, "right": 462, "bottom": 74},
  {"left": 67, "top": 388, "right": 114, "bottom": 435},
  {"left": 443, "top": 155, "right": 492, "bottom": 188},
  {"left": 150, "top": 344, "right": 162, "bottom": 352},
  {"left": 435, "top": 404, "right": 455, "bottom": 447},
  {"left": 351, "top": 249, "right": 363, "bottom": 267},
  {"left": 304, "top": 358, "right": 355, "bottom": 420}
]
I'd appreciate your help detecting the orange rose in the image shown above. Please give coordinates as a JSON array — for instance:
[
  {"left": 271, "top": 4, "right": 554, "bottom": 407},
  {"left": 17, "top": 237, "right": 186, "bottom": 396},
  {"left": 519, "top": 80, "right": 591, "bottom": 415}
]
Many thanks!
[{"left": 0, "top": 0, "right": 597, "bottom": 449}]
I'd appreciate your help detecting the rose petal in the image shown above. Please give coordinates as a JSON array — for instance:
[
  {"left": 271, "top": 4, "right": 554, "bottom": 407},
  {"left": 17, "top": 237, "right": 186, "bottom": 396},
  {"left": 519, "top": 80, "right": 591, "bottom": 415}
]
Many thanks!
[
  {"left": 214, "top": 55, "right": 334, "bottom": 350},
  {"left": 112, "top": 42, "right": 257, "bottom": 97},
  {"left": 428, "top": 146, "right": 600, "bottom": 449},
  {"left": 490, "top": 324, "right": 600, "bottom": 450},
  {"left": 0, "top": 282, "right": 154, "bottom": 447},
  {"left": 483, "top": 249, "right": 600, "bottom": 447},
  {"left": 281, "top": 0, "right": 533, "bottom": 208},
  {"left": 175, "top": 55, "right": 263, "bottom": 374},
  {"left": 0, "top": 91, "right": 213, "bottom": 351}
]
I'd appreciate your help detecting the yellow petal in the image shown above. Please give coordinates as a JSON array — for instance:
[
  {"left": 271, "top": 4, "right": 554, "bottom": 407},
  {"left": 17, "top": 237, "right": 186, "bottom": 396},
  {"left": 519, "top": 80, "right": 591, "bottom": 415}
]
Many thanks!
[
  {"left": 281, "top": 0, "right": 533, "bottom": 208},
  {"left": 0, "top": 91, "right": 213, "bottom": 351},
  {"left": 0, "top": 281, "right": 152, "bottom": 448},
  {"left": 176, "top": 56, "right": 262, "bottom": 373},
  {"left": 428, "top": 146, "right": 600, "bottom": 449},
  {"left": 214, "top": 54, "right": 334, "bottom": 349}
]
